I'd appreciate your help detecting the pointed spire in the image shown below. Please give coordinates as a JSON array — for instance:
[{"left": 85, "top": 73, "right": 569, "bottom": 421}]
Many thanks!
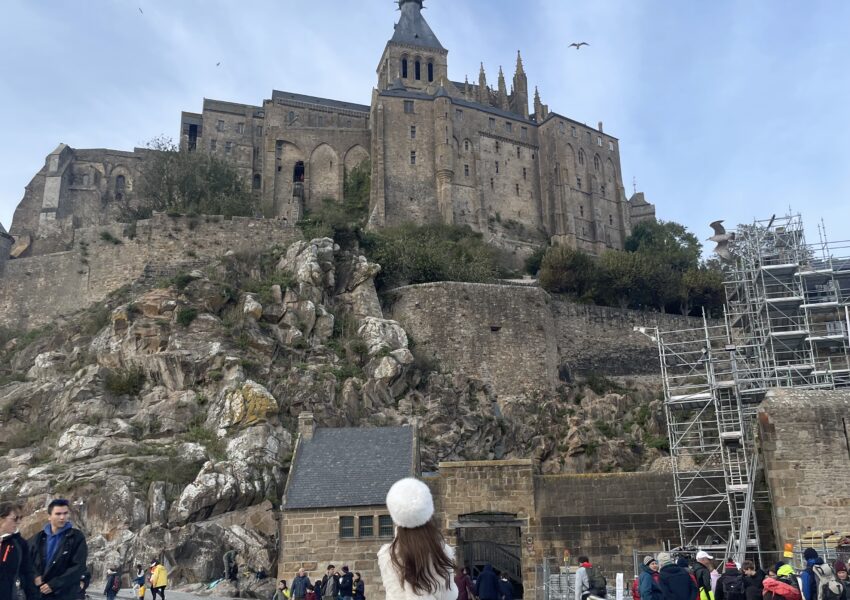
[
  {"left": 516, "top": 50, "right": 525, "bottom": 74},
  {"left": 497, "top": 66, "right": 509, "bottom": 110},
  {"left": 464, "top": 75, "right": 470, "bottom": 99},
  {"left": 478, "top": 62, "right": 488, "bottom": 105}
]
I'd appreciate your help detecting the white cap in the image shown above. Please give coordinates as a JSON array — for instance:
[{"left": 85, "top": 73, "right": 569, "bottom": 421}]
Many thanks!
[
  {"left": 386, "top": 478, "right": 434, "bottom": 529},
  {"left": 696, "top": 551, "right": 714, "bottom": 560}
]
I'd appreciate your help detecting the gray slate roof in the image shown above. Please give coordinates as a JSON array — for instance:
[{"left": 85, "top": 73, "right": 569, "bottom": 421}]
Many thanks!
[
  {"left": 391, "top": 1, "right": 444, "bottom": 50},
  {"left": 271, "top": 90, "right": 370, "bottom": 113},
  {"left": 283, "top": 426, "right": 415, "bottom": 510}
]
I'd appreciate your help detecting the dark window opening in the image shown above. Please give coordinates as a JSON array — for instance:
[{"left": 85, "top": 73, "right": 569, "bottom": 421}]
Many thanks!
[
  {"left": 522, "top": 167, "right": 527, "bottom": 180},
  {"left": 464, "top": 164, "right": 469, "bottom": 177},
  {"left": 410, "top": 125, "right": 416, "bottom": 139},
  {"left": 288, "top": 111, "right": 296, "bottom": 124},
  {"left": 415, "top": 60, "right": 421, "bottom": 80},
  {"left": 495, "top": 141, "right": 500, "bottom": 153},
  {"left": 580, "top": 205, "right": 584, "bottom": 217},
  {"left": 490, "top": 178, "right": 494, "bottom": 189},
  {"left": 401, "top": 58, "right": 408, "bottom": 78},
  {"left": 253, "top": 147, "right": 260, "bottom": 162},
  {"left": 210, "top": 139, "right": 217, "bottom": 152},
  {"left": 609, "top": 214, "right": 613, "bottom": 225},
  {"left": 293, "top": 161, "right": 305, "bottom": 182},
  {"left": 489, "top": 117, "right": 496, "bottom": 129},
  {"left": 428, "top": 62, "right": 434, "bottom": 82},
  {"left": 601, "top": 184, "right": 606, "bottom": 196},
  {"left": 253, "top": 174, "right": 261, "bottom": 190},
  {"left": 515, "top": 183, "right": 519, "bottom": 195},
  {"left": 464, "top": 140, "right": 469, "bottom": 151},
  {"left": 378, "top": 515, "right": 394, "bottom": 537},
  {"left": 495, "top": 161, "right": 499, "bottom": 173},
  {"left": 490, "top": 326, "right": 501, "bottom": 332},
  {"left": 517, "top": 147, "right": 521, "bottom": 158},
  {"left": 340, "top": 516, "right": 355, "bottom": 539},
  {"left": 404, "top": 100, "right": 414, "bottom": 114},
  {"left": 115, "top": 175, "right": 126, "bottom": 194},
  {"left": 187, "top": 124, "right": 198, "bottom": 151},
  {"left": 359, "top": 516, "right": 374, "bottom": 537},
  {"left": 410, "top": 151, "right": 416, "bottom": 165}
]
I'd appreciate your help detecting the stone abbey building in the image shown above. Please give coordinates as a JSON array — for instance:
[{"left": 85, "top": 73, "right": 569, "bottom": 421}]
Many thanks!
[{"left": 6, "top": 0, "right": 654, "bottom": 259}]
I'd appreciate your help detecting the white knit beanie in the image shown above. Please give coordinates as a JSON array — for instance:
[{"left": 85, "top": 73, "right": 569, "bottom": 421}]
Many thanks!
[{"left": 386, "top": 477, "right": 434, "bottom": 529}]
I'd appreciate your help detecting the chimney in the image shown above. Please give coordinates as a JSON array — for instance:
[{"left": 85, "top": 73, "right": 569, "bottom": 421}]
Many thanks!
[
  {"left": 298, "top": 411, "right": 315, "bottom": 441},
  {"left": 598, "top": 121, "right": 604, "bottom": 133}
]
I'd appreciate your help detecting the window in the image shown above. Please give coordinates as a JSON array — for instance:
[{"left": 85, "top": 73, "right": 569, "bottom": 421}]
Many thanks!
[
  {"left": 378, "top": 515, "right": 394, "bottom": 537},
  {"left": 428, "top": 62, "right": 434, "bottom": 82},
  {"left": 216, "top": 120, "right": 224, "bottom": 132},
  {"left": 522, "top": 167, "right": 527, "bottom": 180},
  {"left": 404, "top": 100, "right": 414, "bottom": 114},
  {"left": 495, "top": 161, "right": 499, "bottom": 173},
  {"left": 115, "top": 175, "right": 126, "bottom": 194},
  {"left": 402, "top": 58, "right": 408, "bottom": 78},
  {"left": 410, "top": 125, "right": 416, "bottom": 139},
  {"left": 608, "top": 140, "right": 614, "bottom": 151},
  {"left": 253, "top": 147, "right": 260, "bottom": 161},
  {"left": 609, "top": 214, "right": 613, "bottom": 225},
  {"left": 521, "top": 127, "right": 528, "bottom": 140},
  {"left": 515, "top": 183, "right": 520, "bottom": 195},
  {"left": 210, "top": 139, "right": 217, "bottom": 151},
  {"left": 410, "top": 151, "right": 416, "bottom": 165},
  {"left": 597, "top": 136, "right": 603, "bottom": 147},
  {"left": 576, "top": 177, "right": 582, "bottom": 189},
  {"left": 340, "top": 516, "right": 355, "bottom": 539},
  {"left": 256, "top": 125, "right": 263, "bottom": 136},
  {"left": 489, "top": 117, "right": 496, "bottom": 129},
  {"left": 464, "top": 164, "right": 470, "bottom": 177},
  {"left": 559, "top": 122, "right": 566, "bottom": 133},
  {"left": 594, "top": 156, "right": 601, "bottom": 171},
  {"left": 236, "top": 122, "right": 244, "bottom": 134},
  {"left": 288, "top": 111, "right": 296, "bottom": 124},
  {"left": 578, "top": 150, "right": 585, "bottom": 165},
  {"left": 490, "top": 178, "right": 494, "bottom": 189},
  {"left": 580, "top": 205, "right": 584, "bottom": 217},
  {"left": 359, "top": 516, "right": 374, "bottom": 537},
  {"left": 505, "top": 121, "right": 512, "bottom": 133},
  {"left": 571, "top": 126, "right": 577, "bottom": 138},
  {"left": 516, "top": 147, "right": 521, "bottom": 158},
  {"left": 225, "top": 141, "right": 232, "bottom": 154},
  {"left": 464, "top": 140, "right": 469, "bottom": 151},
  {"left": 587, "top": 131, "right": 592, "bottom": 142},
  {"left": 455, "top": 109, "right": 463, "bottom": 120},
  {"left": 495, "top": 141, "right": 500, "bottom": 153},
  {"left": 415, "top": 60, "right": 421, "bottom": 80},
  {"left": 601, "top": 184, "right": 606, "bottom": 196},
  {"left": 253, "top": 174, "right": 261, "bottom": 190},
  {"left": 346, "top": 119, "right": 352, "bottom": 127}
]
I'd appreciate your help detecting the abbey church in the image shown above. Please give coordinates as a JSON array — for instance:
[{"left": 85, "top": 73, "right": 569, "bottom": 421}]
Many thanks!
[{"left": 7, "top": 0, "right": 654, "bottom": 258}]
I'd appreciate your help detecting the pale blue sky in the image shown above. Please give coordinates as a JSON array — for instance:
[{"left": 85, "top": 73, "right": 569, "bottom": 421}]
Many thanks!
[{"left": 1, "top": 1, "right": 849, "bottom": 249}]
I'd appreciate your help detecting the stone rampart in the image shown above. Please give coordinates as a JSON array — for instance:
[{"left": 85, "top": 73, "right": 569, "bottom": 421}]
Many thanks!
[
  {"left": 758, "top": 389, "right": 850, "bottom": 544},
  {"left": 0, "top": 214, "right": 300, "bottom": 329}
]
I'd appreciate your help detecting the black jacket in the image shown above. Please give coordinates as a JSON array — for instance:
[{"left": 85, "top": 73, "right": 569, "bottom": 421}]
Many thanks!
[
  {"left": 692, "top": 563, "right": 713, "bottom": 598},
  {"left": 743, "top": 570, "right": 765, "bottom": 600},
  {"left": 476, "top": 566, "right": 500, "bottom": 600},
  {"left": 29, "top": 527, "right": 88, "bottom": 600},
  {"left": 1, "top": 532, "right": 39, "bottom": 600},
  {"left": 339, "top": 572, "right": 354, "bottom": 596},
  {"left": 498, "top": 579, "right": 514, "bottom": 600},
  {"left": 659, "top": 565, "right": 698, "bottom": 600},
  {"left": 715, "top": 568, "right": 744, "bottom": 600}
]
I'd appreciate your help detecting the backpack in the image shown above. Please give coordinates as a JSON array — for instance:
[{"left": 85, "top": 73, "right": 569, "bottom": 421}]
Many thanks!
[
  {"left": 813, "top": 565, "right": 843, "bottom": 600},
  {"left": 721, "top": 574, "right": 745, "bottom": 600},
  {"left": 763, "top": 577, "right": 802, "bottom": 600},
  {"left": 112, "top": 576, "right": 121, "bottom": 592},
  {"left": 585, "top": 567, "right": 608, "bottom": 598}
]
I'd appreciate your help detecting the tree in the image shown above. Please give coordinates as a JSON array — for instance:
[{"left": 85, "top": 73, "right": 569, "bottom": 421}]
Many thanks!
[
  {"left": 679, "top": 264, "right": 725, "bottom": 317},
  {"left": 134, "top": 136, "right": 257, "bottom": 218},
  {"left": 624, "top": 220, "right": 701, "bottom": 273},
  {"left": 537, "top": 244, "right": 597, "bottom": 299}
]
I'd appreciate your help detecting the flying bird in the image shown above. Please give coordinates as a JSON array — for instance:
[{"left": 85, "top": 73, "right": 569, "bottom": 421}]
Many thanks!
[
  {"left": 569, "top": 42, "right": 589, "bottom": 50},
  {"left": 216, "top": 62, "right": 221, "bottom": 67},
  {"left": 138, "top": 7, "right": 143, "bottom": 13},
  {"left": 708, "top": 220, "right": 736, "bottom": 262}
]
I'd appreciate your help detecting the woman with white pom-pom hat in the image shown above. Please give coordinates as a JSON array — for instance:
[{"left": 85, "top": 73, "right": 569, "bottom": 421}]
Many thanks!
[{"left": 377, "top": 478, "right": 458, "bottom": 600}]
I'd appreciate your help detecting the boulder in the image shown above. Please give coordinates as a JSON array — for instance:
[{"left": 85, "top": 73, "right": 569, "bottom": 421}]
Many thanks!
[
  {"left": 357, "top": 317, "right": 409, "bottom": 356},
  {"left": 216, "top": 381, "right": 279, "bottom": 431},
  {"left": 242, "top": 294, "right": 263, "bottom": 320},
  {"left": 26, "top": 351, "right": 66, "bottom": 381}
]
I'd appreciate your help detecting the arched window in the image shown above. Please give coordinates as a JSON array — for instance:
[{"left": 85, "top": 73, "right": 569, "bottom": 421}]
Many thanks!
[
  {"left": 464, "top": 140, "right": 469, "bottom": 151},
  {"left": 401, "top": 57, "right": 408, "bottom": 79},
  {"left": 427, "top": 62, "right": 434, "bottom": 82},
  {"left": 578, "top": 150, "right": 585, "bottom": 165},
  {"left": 293, "top": 161, "right": 305, "bottom": 183},
  {"left": 415, "top": 60, "right": 421, "bottom": 80},
  {"left": 288, "top": 111, "right": 296, "bottom": 124},
  {"left": 253, "top": 174, "right": 261, "bottom": 190},
  {"left": 594, "top": 155, "right": 601, "bottom": 172}
]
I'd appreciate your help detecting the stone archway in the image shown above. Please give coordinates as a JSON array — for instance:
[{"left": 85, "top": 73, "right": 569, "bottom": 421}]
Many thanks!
[{"left": 456, "top": 512, "right": 524, "bottom": 598}]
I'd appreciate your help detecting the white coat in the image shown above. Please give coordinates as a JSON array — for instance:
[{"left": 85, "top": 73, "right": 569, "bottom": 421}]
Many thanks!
[{"left": 377, "top": 541, "right": 458, "bottom": 600}]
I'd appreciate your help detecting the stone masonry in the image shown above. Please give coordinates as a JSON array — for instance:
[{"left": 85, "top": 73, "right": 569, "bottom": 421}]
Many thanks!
[{"left": 758, "top": 389, "right": 850, "bottom": 544}]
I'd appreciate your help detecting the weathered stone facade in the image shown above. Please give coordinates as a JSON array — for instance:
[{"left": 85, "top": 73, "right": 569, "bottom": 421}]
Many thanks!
[
  {"left": 0, "top": 214, "right": 300, "bottom": 329},
  {"left": 6, "top": 0, "right": 654, "bottom": 263},
  {"left": 758, "top": 389, "right": 850, "bottom": 544}
]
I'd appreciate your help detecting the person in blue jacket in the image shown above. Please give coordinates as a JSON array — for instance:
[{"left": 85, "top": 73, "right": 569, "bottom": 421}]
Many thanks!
[
  {"left": 800, "top": 548, "right": 824, "bottom": 600},
  {"left": 639, "top": 556, "right": 663, "bottom": 600},
  {"left": 476, "top": 565, "right": 500, "bottom": 600}
]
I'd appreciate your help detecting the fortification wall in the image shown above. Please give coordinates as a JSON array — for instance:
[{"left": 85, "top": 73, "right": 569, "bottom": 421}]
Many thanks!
[
  {"left": 388, "top": 282, "right": 707, "bottom": 397},
  {"left": 758, "top": 389, "right": 850, "bottom": 544},
  {"left": 0, "top": 214, "right": 300, "bottom": 329},
  {"left": 535, "top": 472, "right": 679, "bottom": 577},
  {"left": 388, "top": 282, "right": 560, "bottom": 396}
]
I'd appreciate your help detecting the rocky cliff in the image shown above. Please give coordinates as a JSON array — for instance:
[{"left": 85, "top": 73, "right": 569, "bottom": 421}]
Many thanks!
[{"left": 0, "top": 238, "right": 669, "bottom": 587}]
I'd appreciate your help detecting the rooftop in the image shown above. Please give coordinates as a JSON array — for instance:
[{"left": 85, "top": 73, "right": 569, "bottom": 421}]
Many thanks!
[
  {"left": 283, "top": 425, "right": 416, "bottom": 510},
  {"left": 390, "top": 0, "right": 444, "bottom": 51},
  {"left": 271, "top": 90, "right": 370, "bottom": 113}
]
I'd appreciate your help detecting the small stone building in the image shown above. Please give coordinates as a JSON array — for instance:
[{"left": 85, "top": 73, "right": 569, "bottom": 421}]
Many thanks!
[{"left": 279, "top": 414, "right": 418, "bottom": 597}]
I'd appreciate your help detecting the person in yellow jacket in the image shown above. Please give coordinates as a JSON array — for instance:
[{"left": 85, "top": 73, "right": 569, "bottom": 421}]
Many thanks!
[{"left": 149, "top": 560, "right": 168, "bottom": 600}]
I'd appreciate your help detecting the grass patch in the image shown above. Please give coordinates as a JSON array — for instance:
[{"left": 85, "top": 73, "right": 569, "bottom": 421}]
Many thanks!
[
  {"left": 103, "top": 366, "right": 146, "bottom": 397},
  {"left": 176, "top": 307, "right": 198, "bottom": 327},
  {"left": 99, "top": 231, "right": 123, "bottom": 245}
]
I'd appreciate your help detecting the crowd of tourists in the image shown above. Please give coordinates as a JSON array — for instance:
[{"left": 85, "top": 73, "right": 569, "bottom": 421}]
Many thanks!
[
  {"left": 634, "top": 549, "right": 850, "bottom": 600},
  {"left": 271, "top": 565, "right": 366, "bottom": 600}
]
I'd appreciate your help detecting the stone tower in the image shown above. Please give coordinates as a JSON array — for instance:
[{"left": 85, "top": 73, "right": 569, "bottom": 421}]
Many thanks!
[
  {"left": 376, "top": 0, "right": 448, "bottom": 91},
  {"left": 512, "top": 51, "right": 529, "bottom": 118},
  {"left": 0, "top": 222, "right": 12, "bottom": 276}
]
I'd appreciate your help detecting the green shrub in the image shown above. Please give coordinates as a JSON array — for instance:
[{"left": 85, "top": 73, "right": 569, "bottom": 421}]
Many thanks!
[
  {"left": 525, "top": 245, "right": 548, "bottom": 276},
  {"left": 99, "top": 231, "right": 123, "bottom": 245},
  {"left": 584, "top": 373, "right": 625, "bottom": 395},
  {"left": 171, "top": 273, "right": 195, "bottom": 291},
  {"left": 183, "top": 425, "right": 226, "bottom": 460},
  {"left": 645, "top": 434, "right": 670, "bottom": 451},
  {"left": 297, "top": 160, "right": 370, "bottom": 247},
  {"left": 2, "top": 422, "right": 49, "bottom": 450},
  {"left": 104, "top": 366, "right": 146, "bottom": 396},
  {"left": 176, "top": 307, "right": 198, "bottom": 327}
]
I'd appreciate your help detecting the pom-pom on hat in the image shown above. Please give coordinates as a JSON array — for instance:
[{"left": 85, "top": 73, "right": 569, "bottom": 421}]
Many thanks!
[{"left": 386, "top": 477, "right": 434, "bottom": 529}]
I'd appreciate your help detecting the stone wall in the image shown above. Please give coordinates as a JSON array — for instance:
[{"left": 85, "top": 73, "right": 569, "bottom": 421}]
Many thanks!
[
  {"left": 0, "top": 213, "right": 300, "bottom": 329},
  {"left": 279, "top": 505, "right": 392, "bottom": 600},
  {"left": 388, "top": 282, "right": 707, "bottom": 398},
  {"left": 758, "top": 389, "right": 850, "bottom": 544},
  {"left": 388, "top": 282, "right": 560, "bottom": 396},
  {"left": 535, "top": 472, "right": 679, "bottom": 578}
]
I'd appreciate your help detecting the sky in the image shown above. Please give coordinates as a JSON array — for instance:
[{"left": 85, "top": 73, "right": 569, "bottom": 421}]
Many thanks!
[{"left": 1, "top": 0, "right": 849, "bottom": 251}]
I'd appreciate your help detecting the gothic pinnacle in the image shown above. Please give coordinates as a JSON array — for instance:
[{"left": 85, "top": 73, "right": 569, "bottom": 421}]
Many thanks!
[{"left": 516, "top": 50, "right": 525, "bottom": 74}]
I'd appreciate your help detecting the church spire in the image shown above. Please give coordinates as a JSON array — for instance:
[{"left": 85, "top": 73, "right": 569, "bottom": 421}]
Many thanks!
[
  {"left": 497, "top": 66, "right": 509, "bottom": 110},
  {"left": 478, "top": 62, "right": 488, "bottom": 105},
  {"left": 512, "top": 50, "right": 529, "bottom": 118},
  {"left": 516, "top": 50, "right": 525, "bottom": 74}
]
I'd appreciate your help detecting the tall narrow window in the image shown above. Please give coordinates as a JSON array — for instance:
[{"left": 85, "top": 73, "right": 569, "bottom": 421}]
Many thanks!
[
  {"left": 410, "top": 151, "right": 416, "bottom": 165},
  {"left": 210, "top": 139, "right": 217, "bottom": 151},
  {"left": 404, "top": 100, "right": 414, "bottom": 114},
  {"left": 495, "top": 161, "right": 499, "bottom": 173},
  {"left": 224, "top": 141, "right": 232, "bottom": 154},
  {"left": 253, "top": 174, "right": 261, "bottom": 190},
  {"left": 415, "top": 60, "right": 421, "bottom": 80},
  {"left": 464, "top": 140, "right": 470, "bottom": 151},
  {"left": 517, "top": 147, "right": 521, "bottom": 158},
  {"left": 515, "top": 183, "right": 520, "bottom": 195},
  {"left": 489, "top": 117, "right": 496, "bottom": 129},
  {"left": 490, "top": 178, "right": 494, "bottom": 189},
  {"left": 428, "top": 62, "right": 434, "bottom": 82},
  {"left": 609, "top": 214, "right": 613, "bottom": 225},
  {"left": 401, "top": 58, "right": 408, "bottom": 79},
  {"left": 217, "top": 120, "right": 224, "bottom": 132},
  {"left": 378, "top": 515, "right": 394, "bottom": 537},
  {"left": 608, "top": 141, "right": 614, "bottom": 151},
  {"left": 236, "top": 122, "right": 244, "bottom": 134},
  {"left": 521, "top": 127, "right": 528, "bottom": 140},
  {"left": 576, "top": 177, "right": 582, "bottom": 189},
  {"left": 288, "top": 111, "right": 296, "bottom": 124},
  {"left": 522, "top": 167, "right": 527, "bottom": 180},
  {"left": 495, "top": 141, "right": 500, "bottom": 153},
  {"left": 578, "top": 150, "right": 585, "bottom": 165},
  {"left": 359, "top": 516, "right": 374, "bottom": 537},
  {"left": 410, "top": 125, "right": 416, "bottom": 139},
  {"left": 256, "top": 125, "right": 263, "bottom": 136},
  {"left": 464, "top": 164, "right": 469, "bottom": 177},
  {"left": 580, "top": 205, "right": 584, "bottom": 217},
  {"left": 455, "top": 109, "right": 463, "bottom": 121},
  {"left": 505, "top": 121, "right": 512, "bottom": 133},
  {"left": 601, "top": 184, "right": 606, "bottom": 196},
  {"left": 597, "top": 136, "right": 603, "bottom": 147},
  {"left": 571, "top": 126, "right": 577, "bottom": 137}
]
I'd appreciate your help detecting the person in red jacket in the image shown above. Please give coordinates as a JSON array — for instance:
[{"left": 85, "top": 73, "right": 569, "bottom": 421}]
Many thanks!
[{"left": 455, "top": 567, "right": 475, "bottom": 600}]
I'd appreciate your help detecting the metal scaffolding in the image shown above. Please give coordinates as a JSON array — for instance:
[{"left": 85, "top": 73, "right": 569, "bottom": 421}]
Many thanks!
[{"left": 639, "top": 213, "right": 850, "bottom": 560}]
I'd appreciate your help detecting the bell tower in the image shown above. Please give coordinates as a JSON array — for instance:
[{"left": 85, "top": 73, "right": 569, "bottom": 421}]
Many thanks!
[{"left": 376, "top": 0, "right": 449, "bottom": 91}]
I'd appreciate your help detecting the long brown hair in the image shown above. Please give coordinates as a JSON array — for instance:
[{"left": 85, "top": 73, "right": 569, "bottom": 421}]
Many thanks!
[{"left": 390, "top": 520, "right": 454, "bottom": 594}]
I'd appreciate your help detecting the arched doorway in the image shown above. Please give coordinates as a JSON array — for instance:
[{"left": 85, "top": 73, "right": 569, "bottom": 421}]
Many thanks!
[
  {"left": 293, "top": 161, "right": 305, "bottom": 182},
  {"left": 456, "top": 512, "right": 524, "bottom": 598}
]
